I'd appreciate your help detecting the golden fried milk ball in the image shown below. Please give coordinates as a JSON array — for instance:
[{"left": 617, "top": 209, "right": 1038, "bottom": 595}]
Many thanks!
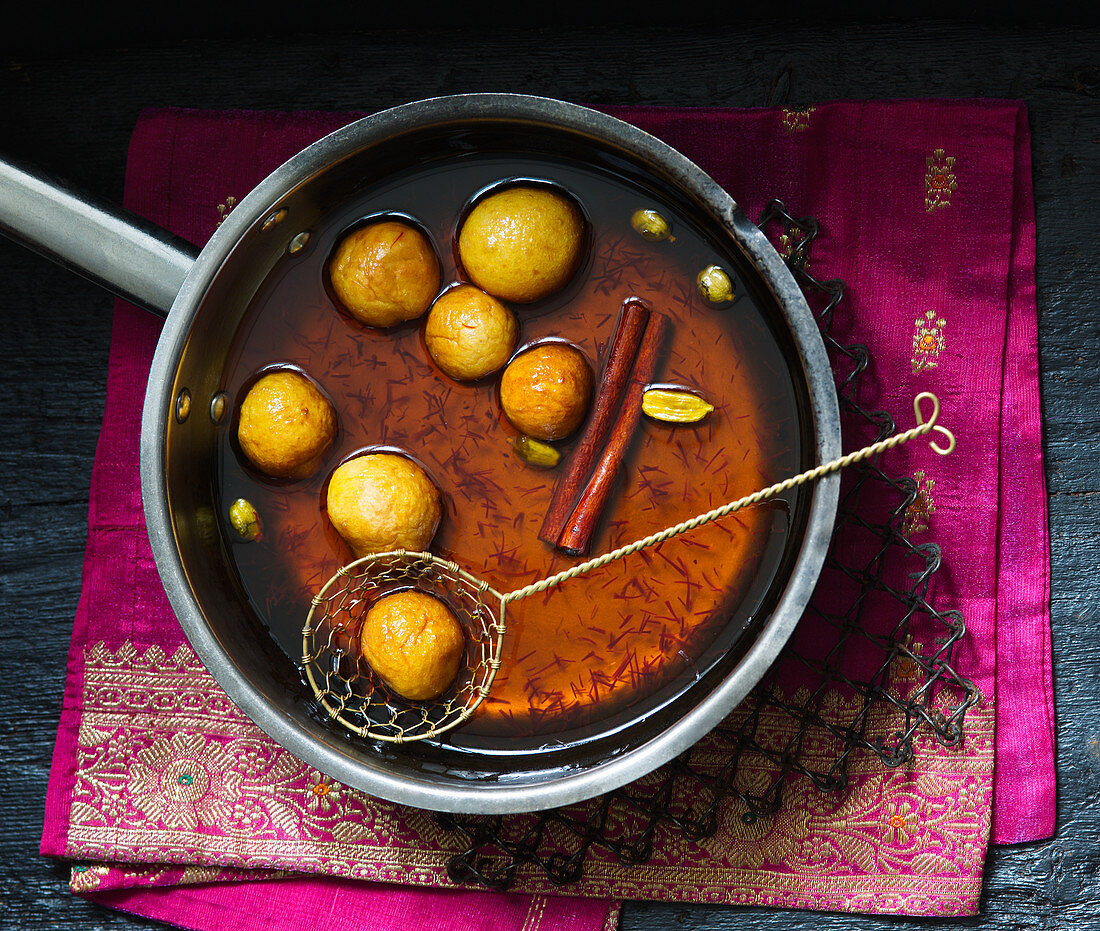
[
  {"left": 360, "top": 590, "right": 466, "bottom": 701},
  {"left": 424, "top": 284, "right": 519, "bottom": 381},
  {"left": 328, "top": 220, "right": 441, "bottom": 327},
  {"left": 499, "top": 343, "right": 592, "bottom": 441},
  {"left": 237, "top": 370, "right": 336, "bottom": 479},
  {"left": 326, "top": 453, "right": 442, "bottom": 557},
  {"left": 457, "top": 185, "right": 584, "bottom": 303}
]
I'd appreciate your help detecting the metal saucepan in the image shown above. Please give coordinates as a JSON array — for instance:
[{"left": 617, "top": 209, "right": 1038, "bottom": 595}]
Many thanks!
[{"left": 0, "top": 94, "right": 840, "bottom": 813}]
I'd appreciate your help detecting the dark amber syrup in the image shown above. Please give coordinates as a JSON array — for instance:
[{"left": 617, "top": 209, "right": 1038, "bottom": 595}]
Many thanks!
[{"left": 217, "top": 152, "right": 809, "bottom": 756}]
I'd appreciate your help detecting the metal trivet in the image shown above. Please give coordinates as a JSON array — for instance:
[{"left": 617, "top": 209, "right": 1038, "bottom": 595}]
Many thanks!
[{"left": 434, "top": 201, "right": 981, "bottom": 889}]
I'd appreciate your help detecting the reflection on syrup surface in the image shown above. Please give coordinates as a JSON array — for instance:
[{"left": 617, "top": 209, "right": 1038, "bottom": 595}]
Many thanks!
[{"left": 218, "top": 153, "right": 805, "bottom": 750}]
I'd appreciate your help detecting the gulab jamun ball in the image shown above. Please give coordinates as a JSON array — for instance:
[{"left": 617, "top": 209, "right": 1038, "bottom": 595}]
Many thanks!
[
  {"left": 328, "top": 220, "right": 441, "bottom": 327},
  {"left": 424, "top": 284, "right": 519, "bottom": 381},
  {"left": 499, "top": 343, "right": 592, "bottom": 441},
  {"left": 237, "top": 370, "right": 336, "bottom": 480},
  {"left": 457, "top": 185, "right": 584, "bottom": 303},
  {"left": 326, "top": 453, "right": 442, "bottom": 557},
  {"left": 360, "top": 590, "right": 466, "bottom": 701}
]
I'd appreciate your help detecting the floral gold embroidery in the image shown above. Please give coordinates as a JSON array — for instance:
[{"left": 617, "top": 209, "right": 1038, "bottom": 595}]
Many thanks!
[
  {"left": 782, "top": 106, "right": 816, "bottom": 133},
  {"left": 765, "top": 217, "right": 811, "bottom": 270},
  {"left": 306, "top": 771, "right": 340, "bottom": 813},
  {"left": 892, "top": 646, "right": 923, "bottom": 683},
  {"left": 777, "top": 228, "right": 808, "bottom": 263},
  {"left": 71, "top": 862, "right": 268, "bottom": 894},
  {"left": 71, "top": 641, "right": 465, "bottom": 873},
  {"left": 216, "top": 195, "right": 237, "bottom": 226},
  {"left": 925, "top": 149, "right": 957, "bottom": 212},
  {"left": 903, "top": 470, "right": 936, "bottom": 538},
  {"left": 129, "top": 732, "right": 243, "bottom": 830},
  {"left": 69, "top": 863, "right": 106, "bottom": 892},
  {"left": 884, "top": 800, "right": 918, "bottom": 844},
  {"left": 68, "top": 642, "right": 994, "bottom": 915},
  {"left": 912, "top": 310, "right": 947, "bottom": 373},
  {"left": 799, "top": 834, "right": 840, "bottom": 867}
]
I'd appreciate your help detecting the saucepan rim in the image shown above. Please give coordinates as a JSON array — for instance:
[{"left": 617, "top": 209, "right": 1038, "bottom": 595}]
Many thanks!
[{"left": 140, "top": 92, "right": 841, "bottom": 813}]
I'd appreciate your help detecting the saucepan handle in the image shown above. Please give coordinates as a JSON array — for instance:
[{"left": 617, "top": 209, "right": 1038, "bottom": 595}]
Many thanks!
[{"left": 0, "top": 157, "right": 199, "bottom": 318}]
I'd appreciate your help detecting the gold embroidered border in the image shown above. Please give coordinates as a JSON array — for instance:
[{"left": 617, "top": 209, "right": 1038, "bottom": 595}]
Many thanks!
[
  {"left": 67, "top": 641, "right": 993, "bottom": 915},
  {"left": 71, "top": 862, "right": 267, "bottom": 894}
]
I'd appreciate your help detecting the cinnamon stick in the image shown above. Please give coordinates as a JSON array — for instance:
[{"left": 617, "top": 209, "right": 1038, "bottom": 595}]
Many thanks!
[
  {"left": 538, "top": 298, "right": 652, "bottom": 545},
  {"left": 556, "top": 311, "right": 671, "bottom": 557}
]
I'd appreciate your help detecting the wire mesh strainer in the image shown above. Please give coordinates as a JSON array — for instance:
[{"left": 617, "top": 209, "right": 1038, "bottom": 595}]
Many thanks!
[{"left": 303, "top": 392, "right": 955, "bottom": 743}]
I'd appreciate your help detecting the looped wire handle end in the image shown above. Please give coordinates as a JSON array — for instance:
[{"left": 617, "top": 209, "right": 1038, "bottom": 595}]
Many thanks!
[{"left": 913, "top": 391, "right": 956, "bottom": 455}]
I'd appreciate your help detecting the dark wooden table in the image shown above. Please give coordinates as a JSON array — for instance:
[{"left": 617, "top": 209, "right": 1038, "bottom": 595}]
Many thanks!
[{"left": 2, "top": 14, "right": 1098, "bottom": 931}]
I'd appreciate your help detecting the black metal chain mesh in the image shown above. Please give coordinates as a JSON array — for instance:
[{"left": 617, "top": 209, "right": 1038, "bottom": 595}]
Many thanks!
[{"left": 434, "top": 202, "right": 981, "bottom": 889}]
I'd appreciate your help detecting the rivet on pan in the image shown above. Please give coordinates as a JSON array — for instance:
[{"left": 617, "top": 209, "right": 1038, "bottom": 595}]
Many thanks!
[
  {"left": 175, "top": 388, "right": 192, "bottom": 423},
  {"left": 262, "top": 208, "right": 288, "bottom": 231},
  {"left": 288, "top": 231, "right": 311, "bottom": 254},
  {"left": 209, "top": 391, "right": 229, "bottom": 424}
]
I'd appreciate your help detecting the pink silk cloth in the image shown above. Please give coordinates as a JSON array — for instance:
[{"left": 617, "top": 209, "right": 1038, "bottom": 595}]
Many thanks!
[{"left": 41, "top": 100, "right": 1053, "bottom": 930}]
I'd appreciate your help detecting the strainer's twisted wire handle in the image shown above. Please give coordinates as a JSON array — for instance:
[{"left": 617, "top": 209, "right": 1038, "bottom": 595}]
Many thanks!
[{"left": 502, "top": 392, "right": 955, "bottom": 606}]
